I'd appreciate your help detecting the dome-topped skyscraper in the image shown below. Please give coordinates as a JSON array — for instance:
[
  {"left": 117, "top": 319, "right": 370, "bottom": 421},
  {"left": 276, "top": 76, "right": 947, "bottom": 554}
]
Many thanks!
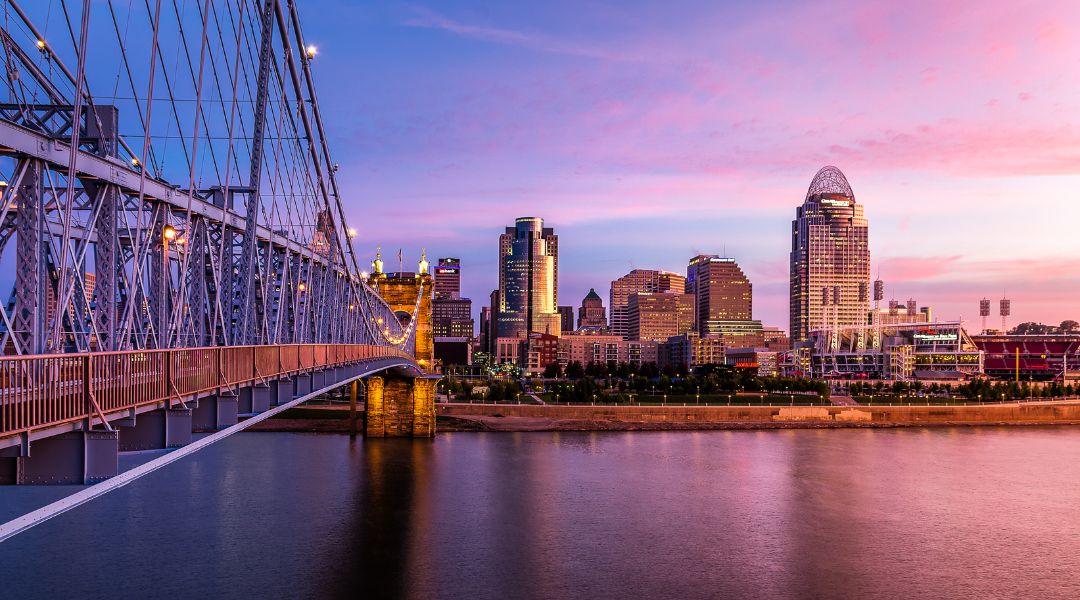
[{"left": 789, "top": 166, "right": 870, "bottom": 342}]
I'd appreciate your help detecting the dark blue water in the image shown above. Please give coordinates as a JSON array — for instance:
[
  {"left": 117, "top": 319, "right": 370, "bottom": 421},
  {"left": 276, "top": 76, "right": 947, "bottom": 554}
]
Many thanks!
[{"left": 2, "top": 428, "right": 1080, "bottom": 599}]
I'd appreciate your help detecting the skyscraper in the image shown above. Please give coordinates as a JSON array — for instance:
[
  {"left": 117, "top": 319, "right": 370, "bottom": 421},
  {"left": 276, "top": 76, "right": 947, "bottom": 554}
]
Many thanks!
[
  {"left": 497, "top": 217, "right": 561, "bottom": 338},
  {"left": 627, "top": 293, "right": 695, "bottom": 341},
  {"left": 686, "top": 255, "right": 763, "bottom": 347},
  {"left": 432, "top": 257, "right": 472, "bottom": 339},
  {"left": 558, "top": 305, "right": 575, "bottom": 334},
  {"left": 433, "top": 257, "right": 461, "bottom": 300},
  {"left": 686, "top": 255, "right": 752, "bottom": 326},
  {"left": 483, "top": 289, "right": 500, "bottom": 356},
  {"left": 433, "top": 298, "right": 474, "bottom": 337},
  {"left": 577, "top": 289, "right": 607, "bottom": 331},
  {"left": 610, "top": 270, "right": 659, "bottom": 338},
  {"left": 789, "top": 165, "right": 870, "bottom": 342},
  {"left": 609, "top": 269, "right": 684, "bottom": 338},
  {"left": 657, "top": 271, "right": 686, "bottom": 294},
  {"left": 479, "top": 306, "right": 493, "bottom": 353}
]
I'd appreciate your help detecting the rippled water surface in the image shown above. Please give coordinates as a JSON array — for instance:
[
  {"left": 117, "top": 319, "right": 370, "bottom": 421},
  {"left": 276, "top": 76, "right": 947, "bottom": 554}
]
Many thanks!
[{"left": 3, "top": 428, "right": 1080, "bottom": 599}]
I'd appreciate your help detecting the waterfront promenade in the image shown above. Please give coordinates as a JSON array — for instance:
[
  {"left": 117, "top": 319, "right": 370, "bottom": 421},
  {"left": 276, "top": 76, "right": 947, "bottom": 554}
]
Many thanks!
[
  {"left": 243, "top": 398, "right": 1080, "bottom": 433},
  {"left": 436, "top": 399, "right": 1080, "bottom": 430}
]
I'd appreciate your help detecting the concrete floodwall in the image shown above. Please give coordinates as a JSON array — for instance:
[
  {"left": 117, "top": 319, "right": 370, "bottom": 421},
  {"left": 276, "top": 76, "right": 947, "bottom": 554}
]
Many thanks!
[{"left": 438, "top": 401, "right": 1080, "bottom": 425}]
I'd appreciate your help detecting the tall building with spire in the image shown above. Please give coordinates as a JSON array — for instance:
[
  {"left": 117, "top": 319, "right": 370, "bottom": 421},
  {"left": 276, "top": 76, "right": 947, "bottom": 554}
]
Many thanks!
[
  {"left": 789, "top": 166, "right": 870, "bottom": 342},
  {"left": 497, "top": 217, "right": 561, "bottom": 338}
]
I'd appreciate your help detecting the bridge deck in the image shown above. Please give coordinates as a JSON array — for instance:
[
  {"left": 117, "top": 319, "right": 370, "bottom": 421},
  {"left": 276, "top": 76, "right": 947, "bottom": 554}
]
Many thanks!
[{"left": 0, "top": 344, "right": 419, "bottom": 450}]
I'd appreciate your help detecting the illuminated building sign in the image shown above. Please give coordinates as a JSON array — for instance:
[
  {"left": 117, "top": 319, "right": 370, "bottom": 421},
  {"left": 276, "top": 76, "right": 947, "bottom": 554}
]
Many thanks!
[{"left": 915, "top": 333, "right": 957, "bottom": 342}]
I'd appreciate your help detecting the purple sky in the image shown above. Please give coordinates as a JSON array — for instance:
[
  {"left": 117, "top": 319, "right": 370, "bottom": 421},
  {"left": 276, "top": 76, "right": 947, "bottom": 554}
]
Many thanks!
[{"left": 304, "top": 0, "right": 1080, "bottom": 330}]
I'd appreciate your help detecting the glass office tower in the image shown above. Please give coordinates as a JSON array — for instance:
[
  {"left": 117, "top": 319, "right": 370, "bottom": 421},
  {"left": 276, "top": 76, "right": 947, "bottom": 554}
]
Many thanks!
[{"left": 497, "top": 217, "right": 561, "bottom": 338}]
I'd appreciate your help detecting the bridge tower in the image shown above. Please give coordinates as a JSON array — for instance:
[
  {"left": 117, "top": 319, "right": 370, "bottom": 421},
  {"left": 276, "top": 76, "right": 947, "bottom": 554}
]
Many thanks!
[{"left": 364, "top": 253, "right": 437, "bottom": 437}]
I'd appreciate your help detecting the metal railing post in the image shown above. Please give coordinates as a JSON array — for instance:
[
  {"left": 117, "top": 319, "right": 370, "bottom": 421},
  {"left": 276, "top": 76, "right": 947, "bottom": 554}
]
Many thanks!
[
  {"left": 83, "top": 354, "right": 92, "bottom": 430},
  {"left": 164, "top": 350, "right": 173, "bottom": 409}
]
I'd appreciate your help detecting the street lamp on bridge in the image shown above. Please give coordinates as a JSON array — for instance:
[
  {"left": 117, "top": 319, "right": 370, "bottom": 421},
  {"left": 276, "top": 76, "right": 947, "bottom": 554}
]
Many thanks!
[{"left": 159, "top": 225, "right": 178, "bottom": 348}]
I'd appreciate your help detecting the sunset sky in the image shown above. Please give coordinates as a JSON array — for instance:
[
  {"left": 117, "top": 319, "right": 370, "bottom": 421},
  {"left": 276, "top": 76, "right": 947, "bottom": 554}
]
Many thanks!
[{"left": 305, "top": 0, "right": 1080, "bottom": 329}]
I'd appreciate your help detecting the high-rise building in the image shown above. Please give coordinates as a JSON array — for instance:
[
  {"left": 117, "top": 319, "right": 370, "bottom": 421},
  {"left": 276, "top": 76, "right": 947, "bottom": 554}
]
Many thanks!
[
  {"left": 700, "top": 319, "right": 765, "bottom": 348},
  {"left": 577, "top": 289, "right": 607, "bottom": 331},
  {"left": 434, "top": 257, "right": 461, "bottom": 300},
  {"left": 657, "top": 271, "right": 685, "bottom": 294},
  {"left": 610, "top": 270, "right": 659, "bottom": 338},
  {"left": 483, "top": 289, "right": 500, "bottom": 356},
  {"left": 762, "top": 326, "right": 790, "bottom": 351},
  {"left": 497, "top": 217, "right": 561, "bottom": 338},
  {"left": 432, "top": 257, "right": 472, "bottom": 339},
  {"left": 433, "top": 298, "right": 474, "bottom": 338},
  {"left": 558, "top": 305, "right": 575, "bottom": 334},
  {"left": 686, "top": 255, "right": 752, "bottom": 326},
  {"left": 627, "top": 293, "right": 695, "bottom": 341},
  {"left": 686, "top": 255, "right": 763, "bottom": 348},
  {"left": 479, "top": 306, "right": 493, "bottom": 354},
  {"left": 789, "top": 166, "right": 870, "bottom": 342},
  {"left": 609, "top": 269, "right": 684, "bottom": 338},
  {"left": 44, "top": 272, "right": 97, "bottom": 341}
]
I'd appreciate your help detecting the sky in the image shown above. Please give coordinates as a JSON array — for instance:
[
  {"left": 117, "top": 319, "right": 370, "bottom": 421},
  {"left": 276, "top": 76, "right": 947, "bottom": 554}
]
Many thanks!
[{"left": 300, "top": 0, "right": 1080, "bottom": 330}]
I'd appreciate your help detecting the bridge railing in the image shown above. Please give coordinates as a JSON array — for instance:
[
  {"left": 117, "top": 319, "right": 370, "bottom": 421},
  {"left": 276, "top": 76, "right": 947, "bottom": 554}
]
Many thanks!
[{"left": 0, "top": 344, "right": 413, "bottom": 440}]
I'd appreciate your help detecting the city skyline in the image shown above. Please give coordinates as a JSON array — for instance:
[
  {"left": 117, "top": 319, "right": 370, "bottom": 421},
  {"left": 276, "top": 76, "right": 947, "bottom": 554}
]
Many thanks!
[
  {"left": 302, "top": 0, "right": 1080, "bottom": 329},
  {"left": 5, "top": 4, "right": 1080, "bottom": 600}
]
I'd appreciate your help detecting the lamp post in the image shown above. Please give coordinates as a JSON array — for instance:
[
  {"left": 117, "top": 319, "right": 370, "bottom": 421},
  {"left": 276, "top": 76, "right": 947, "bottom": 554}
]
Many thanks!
[{"left": 160, "top": 224, "right": 177, "bottom": 348}]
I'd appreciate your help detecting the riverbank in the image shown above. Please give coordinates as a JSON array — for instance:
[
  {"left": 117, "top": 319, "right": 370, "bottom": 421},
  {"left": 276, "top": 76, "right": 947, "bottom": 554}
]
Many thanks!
[
  {"left": 243, "top": 405, "right": 490, "bottom": 433},
  {"left": 244, "top": 401, "right": 1080, "bottom": 433},
  {"left": 436, "top": 401, "right": 1080, "bottom": 431}
]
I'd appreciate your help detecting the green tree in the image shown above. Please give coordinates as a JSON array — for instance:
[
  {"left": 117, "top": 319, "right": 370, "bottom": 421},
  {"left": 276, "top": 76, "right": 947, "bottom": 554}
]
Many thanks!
[
  {"left": 543, "top": 362, "right": 562, "bottom": 379},
  {"left": 1011, "top": 322, "right": 1055, "bottom": 335},
  {"left": 565, "top": 361, "right": 585, "bottom": 379}
]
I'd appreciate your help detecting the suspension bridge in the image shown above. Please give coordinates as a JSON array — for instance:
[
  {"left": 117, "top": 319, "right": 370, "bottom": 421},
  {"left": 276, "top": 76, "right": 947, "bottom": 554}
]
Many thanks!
[{"left": 0, "top": 0, "right": 434, "bottom": 487}]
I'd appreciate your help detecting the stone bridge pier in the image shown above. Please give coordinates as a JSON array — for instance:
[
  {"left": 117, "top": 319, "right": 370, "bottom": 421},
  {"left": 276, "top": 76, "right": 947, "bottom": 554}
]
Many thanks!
[
  {"left": 365, "top": 261, "right": 437, "bottom": 438},
  {"left": 363, "top": 375, "right": 438, "bottom": 438}
]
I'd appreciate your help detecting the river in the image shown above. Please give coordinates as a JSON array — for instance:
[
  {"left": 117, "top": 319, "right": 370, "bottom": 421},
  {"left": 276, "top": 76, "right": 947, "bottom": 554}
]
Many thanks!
[{"left": 2, "top": 427, "right": 1080, "bottom": 599}]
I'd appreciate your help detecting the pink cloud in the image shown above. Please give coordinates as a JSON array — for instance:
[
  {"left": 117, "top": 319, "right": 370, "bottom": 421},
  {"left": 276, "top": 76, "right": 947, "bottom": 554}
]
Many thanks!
[
  {"left": 879, "top": 256, "right": 965, "bottom": 281},
  {"left": 331, "top": 0, "right": 1080, "bottom": 327}
]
